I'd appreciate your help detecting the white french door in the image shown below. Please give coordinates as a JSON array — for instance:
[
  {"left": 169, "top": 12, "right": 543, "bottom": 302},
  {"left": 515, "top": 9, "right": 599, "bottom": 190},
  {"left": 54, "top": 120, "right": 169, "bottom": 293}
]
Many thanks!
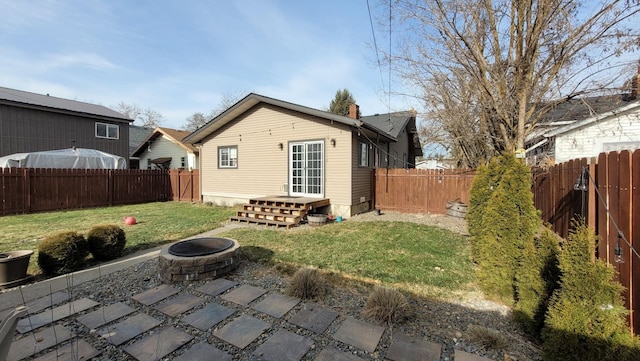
[{"left": 289, "top": 141, "right": 324, "bottom": 197}]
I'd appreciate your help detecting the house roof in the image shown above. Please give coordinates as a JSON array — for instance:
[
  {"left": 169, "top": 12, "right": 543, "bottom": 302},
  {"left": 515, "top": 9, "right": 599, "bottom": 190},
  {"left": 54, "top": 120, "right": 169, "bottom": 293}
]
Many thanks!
[
  {"left": 545, "top": 99, "right": 640, "bottom": 138},
  {"left": 131, "top": 127, "right": 198, "bottom": 157},
  {"left": 183, "top": 93, "right": 400, "bottom": 144},
  {"left": 129, "top": 126, "right": 154, "bottom": 155},
  {"left": 0, "top": 86, "right": 131, "bottom": 122},
  {"left": 527, "top": 95, "right": 640, "bottom": 142},
  {"left": 360, "top": 111, "right": 415, "bottom": 139}
]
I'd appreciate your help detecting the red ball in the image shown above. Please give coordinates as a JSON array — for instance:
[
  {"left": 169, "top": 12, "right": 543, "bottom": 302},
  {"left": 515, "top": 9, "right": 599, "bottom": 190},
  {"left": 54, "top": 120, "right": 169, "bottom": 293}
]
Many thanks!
[{"left": 124, "top": 216, "right": 137, "bottom": 225}]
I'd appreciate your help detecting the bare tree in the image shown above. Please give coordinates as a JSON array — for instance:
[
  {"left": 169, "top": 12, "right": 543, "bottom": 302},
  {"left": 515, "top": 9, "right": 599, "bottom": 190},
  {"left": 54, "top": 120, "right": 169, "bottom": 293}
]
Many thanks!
[
  {"left": 209, "top": 91, "right": 246, "bottom": 119},
  {"left": 378, "top": 0, "right": 639, "bottom": 166},
  {"left": 113, "top": 102, "right": 164, "bottom": 128},
  {"left": 183, "top": 112, "right": 208, "bottom": 132}
]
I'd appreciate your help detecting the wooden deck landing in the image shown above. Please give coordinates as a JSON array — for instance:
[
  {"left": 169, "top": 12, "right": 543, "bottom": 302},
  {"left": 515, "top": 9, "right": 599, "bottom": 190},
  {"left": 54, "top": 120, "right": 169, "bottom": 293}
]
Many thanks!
[{"left": 230, "top": 196, "right": 330, "bottom": 228}]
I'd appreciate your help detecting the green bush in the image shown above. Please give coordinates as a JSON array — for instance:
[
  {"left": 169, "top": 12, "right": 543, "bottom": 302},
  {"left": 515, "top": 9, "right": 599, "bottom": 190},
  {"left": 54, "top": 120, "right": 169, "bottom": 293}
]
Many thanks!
[
  {"left": 514, "top": 226, "right": 561, "bottom": 338},
  {"left": 542, "top": 221, "right": 640, "bottom": 361},
  {"left": 37, "top": 231, "right": 89, "bottom": 276},
  {"left": 469, "top": 153, "right": 539, "bottom": 304},
  {"left": 87, "top": 224, "right": 127, "bottom": 261}
]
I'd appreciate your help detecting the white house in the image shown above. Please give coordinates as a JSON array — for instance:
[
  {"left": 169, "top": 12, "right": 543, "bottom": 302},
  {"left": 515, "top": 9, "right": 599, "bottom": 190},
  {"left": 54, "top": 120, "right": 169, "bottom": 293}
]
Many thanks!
[{"left": 131, "top": 127, "right": 198, "bottom": 170}]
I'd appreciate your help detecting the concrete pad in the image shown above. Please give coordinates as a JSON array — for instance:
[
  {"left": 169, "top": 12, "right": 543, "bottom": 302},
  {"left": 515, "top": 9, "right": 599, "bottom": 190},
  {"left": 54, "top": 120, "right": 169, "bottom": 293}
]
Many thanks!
[
  {"left": 132, "top": 284, "right": 180, "bottom": 306},
  {"left": 16, "top": 298, "right": 99, "bottom": 333},
  {"left": 173, "top": 341, "right": 232, "bottom": 361},
  {"left": 124, "top": 326, "right": 193, "bottom": 361},
  {"left": 314, "top": 347, "right": 366, "bottom": 361},
  {"left": 7, "top": 325, "right": 72, "bottom": 361},
  {"left": 76, "top": 302, "right": 135, "bottom": 330},
  {"left": 99, "top": 313, "right": 161, "bottom": 346},
  {"left": 153, "top": 293, "right": 204, "bottom": 317},
  {"left": 252, "top": 329, "right": 313, "bottom": 361},
  {"left": 252, "top": 293, "right": 300, "bottom": 318},
  {"left": 386, "top": 333, "right": 441, "bottom": 361},
  {"left": 454, "top": 350, "right": 494, "bottom": 361},
  {"left": 289, "top": 303, "right": 339, "bottom": 334},
  {"left": 220, "top": 284, "right": 267, "bottom": 306},
  {"left": 196, "top": 278, "right": 238, "bottom": 296},
  {"left": 32, "top": 339, "right": 101, "bottom": 361},
  {"left": 213, "top": 314, "right": 270, "bottom": 349},
  {"left": 182, "top": 302, "right": 235, "bottom": 331},
  {"left": 333, "top": 317, "right": 385, "bottom": 353}
]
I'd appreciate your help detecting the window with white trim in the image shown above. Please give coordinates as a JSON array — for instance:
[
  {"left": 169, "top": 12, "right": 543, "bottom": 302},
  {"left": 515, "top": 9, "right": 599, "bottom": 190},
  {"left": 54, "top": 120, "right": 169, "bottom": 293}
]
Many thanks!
[
  {"left": 218, "top": 146, "right": 238, "bottom": 168},
  {"left": 359, "top": 142, "right": 369, "bottom": 167},
  {"left": 95, "top": 122, "right": 119, "bottom": 139}
]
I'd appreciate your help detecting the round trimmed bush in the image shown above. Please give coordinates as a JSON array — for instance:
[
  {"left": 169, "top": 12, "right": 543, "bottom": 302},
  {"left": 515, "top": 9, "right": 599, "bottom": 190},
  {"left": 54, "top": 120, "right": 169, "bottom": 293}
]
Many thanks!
[
  {"left": 87, "top": 224, "right": 126, "bottom": 261},
  {"left": 38, "top": 231, "right": 89, "bottom": 276}
]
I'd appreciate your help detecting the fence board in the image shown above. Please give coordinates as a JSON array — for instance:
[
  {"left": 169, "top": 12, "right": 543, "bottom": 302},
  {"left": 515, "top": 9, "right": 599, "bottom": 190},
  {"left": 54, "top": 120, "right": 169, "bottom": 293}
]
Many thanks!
[
  {"left": 374, "top": 168, "right": 475, "bottom": 214},
  {"left": 0, "top": 168, "right": 198, "bottom": 216},
  {"left": 633, "top": 150, "right": 640, "bottom": 333}
]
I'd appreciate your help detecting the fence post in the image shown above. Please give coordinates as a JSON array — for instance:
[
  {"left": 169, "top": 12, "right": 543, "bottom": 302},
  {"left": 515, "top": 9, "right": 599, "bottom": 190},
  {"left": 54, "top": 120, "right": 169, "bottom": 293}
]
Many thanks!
[{"left": 23, "top": 168, "right": 31, "bottom": 213}]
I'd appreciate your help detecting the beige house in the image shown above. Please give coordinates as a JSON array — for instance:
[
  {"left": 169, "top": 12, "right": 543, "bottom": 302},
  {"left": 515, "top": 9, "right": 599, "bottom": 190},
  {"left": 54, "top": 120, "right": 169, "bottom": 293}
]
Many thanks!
[
  {"left": 131, "top": 127, "right": 198, "bottom": 170},
  {"left": 183, "top": 93, "right": 422, "bottom": 218}
]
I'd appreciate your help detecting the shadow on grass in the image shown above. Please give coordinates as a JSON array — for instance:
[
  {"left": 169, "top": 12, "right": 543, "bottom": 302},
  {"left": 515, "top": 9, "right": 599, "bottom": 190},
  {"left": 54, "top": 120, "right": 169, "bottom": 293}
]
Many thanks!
[{"left": 240, "top": 245, "right": 274, "bottom": 263}]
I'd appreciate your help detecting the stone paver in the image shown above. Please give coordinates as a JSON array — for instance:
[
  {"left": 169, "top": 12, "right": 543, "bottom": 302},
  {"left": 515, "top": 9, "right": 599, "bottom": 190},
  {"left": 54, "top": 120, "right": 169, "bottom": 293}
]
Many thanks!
[
  {"left": 182, "top": 302, "right": 235, "bottom": 331},
  {"left": 10, "top": 291, "right": 71, "bottom": 315},
  {"left": 289, "top": 303, "right": 339, "bottom": 334},
  {"left": 196, "top": 278, "right": 239, "bottom": 296},
  {"left": 314, "top": 347, "right": 366, "bottom": 361},
  {"left": 220, "top": 284, "right": 267, "bottom": 305},
  {"left": 153, "top": 293, "right": 204, "bottom": 317},
  {"left": 33, "top": 339, "right": 101, "bottom": 361},
  {"left": 333, "top": 317, "right": 385, "bottom": 353},
  {"left": 77, "top": 302, "right": 135, "bottom": 329},
  {"left": 454, "top": 350, "right": 494, "bottom": 361},
  {"left": 124, "top": 326, "right": 193, "bottom": 361},
  {"left": 386, "top": 333, "right": 441, "bottom": 361},
  {"left": 173, "top": 341, "right": 232, "bottom": 361},
  {"left": 252, "top": 293, "right": 300, "bottom": 318},
  {"left": 7, "top": 325, "right": 72, "bottom": 361},
  {"left": 253, "top": 329, "right": 313, "bottom": 361},
  {"left": 132, "top": 284, "right": 180, "bottom": 305},
  {"left": 99, "top": 313, "right": 161, "bottom": 346},
  {"left": 213, "top": 314, "right": 270, "bottom": 349},
  {"left": 16, "top": 298, "right": 99, "bottom": 333}
]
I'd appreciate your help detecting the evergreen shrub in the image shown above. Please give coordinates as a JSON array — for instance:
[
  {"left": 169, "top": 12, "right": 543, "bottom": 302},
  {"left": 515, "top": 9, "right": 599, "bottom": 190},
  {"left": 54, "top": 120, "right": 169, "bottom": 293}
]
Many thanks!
[
  {"left": 87, "top": 224, "right": 127, "bottom": 261},
  {"left": 37, "top": 231, "right": 89, "bottom": 276},
  {"left": 542, "top": 221, "right": 640, "bottom": 361},
  {"left": 514, "top": 226, "right": 561, "bottom": 338}
]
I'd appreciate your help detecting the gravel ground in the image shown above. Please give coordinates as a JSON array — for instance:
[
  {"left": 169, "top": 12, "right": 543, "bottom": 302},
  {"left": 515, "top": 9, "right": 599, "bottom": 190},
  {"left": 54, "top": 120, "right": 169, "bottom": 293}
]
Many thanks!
[{"left": 47, "top": 210, "right": 543, "bottom": 361}]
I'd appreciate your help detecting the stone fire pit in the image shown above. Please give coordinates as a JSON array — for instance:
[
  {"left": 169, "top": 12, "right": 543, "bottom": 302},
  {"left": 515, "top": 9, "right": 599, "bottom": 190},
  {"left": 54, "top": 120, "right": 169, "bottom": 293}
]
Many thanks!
[{"left": 159, "top": 237, "right": 240, "bottom": 283}]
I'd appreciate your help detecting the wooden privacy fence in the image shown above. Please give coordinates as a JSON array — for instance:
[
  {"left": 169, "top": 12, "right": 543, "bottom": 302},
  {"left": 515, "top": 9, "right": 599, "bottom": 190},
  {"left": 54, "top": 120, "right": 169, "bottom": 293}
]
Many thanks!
[
  {"left": 533, "top": 149, "right": 640, "bottom": 333},
  {"left": 374, "top": 168, "right": 476, "bottom": 214},
  {"left": 1, "top": 168, "right": 200, "bottom": 216}
]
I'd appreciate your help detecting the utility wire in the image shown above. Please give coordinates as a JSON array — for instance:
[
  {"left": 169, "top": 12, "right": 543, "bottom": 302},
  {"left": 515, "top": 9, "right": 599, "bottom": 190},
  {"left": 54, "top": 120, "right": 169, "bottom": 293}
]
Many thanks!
[{"left": 366, "top": 0, "right": 386, "bottom": 90}]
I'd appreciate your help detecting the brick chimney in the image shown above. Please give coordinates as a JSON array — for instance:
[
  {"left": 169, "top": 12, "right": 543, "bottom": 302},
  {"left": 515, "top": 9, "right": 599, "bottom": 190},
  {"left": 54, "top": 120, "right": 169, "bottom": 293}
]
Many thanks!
[{"left": 348, "top": 103, "right": 360, "bottom": 119}]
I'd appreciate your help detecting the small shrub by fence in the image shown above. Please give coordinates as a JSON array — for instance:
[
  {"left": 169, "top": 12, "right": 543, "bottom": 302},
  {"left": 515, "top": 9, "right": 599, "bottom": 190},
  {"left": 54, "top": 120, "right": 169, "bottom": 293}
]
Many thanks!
[{"left": 0, "top": 168, "right": 199, "bottom": 216}]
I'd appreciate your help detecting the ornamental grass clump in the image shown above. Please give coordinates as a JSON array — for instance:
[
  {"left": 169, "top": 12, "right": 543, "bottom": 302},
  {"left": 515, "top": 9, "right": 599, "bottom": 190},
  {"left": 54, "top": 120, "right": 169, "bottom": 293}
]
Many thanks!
[
  {"left": 467, "top": 324, "right": 509, "bottom": 351},
  {"left": 542, "top": 220, "right": 640, "bottom": 361},
  {"left": 87, "top": 224, "right": 126, "bottom": 261},
  {"left": 37, "top": 231, "right": 89, "bottom": 276},
  {"left": 362, "top": 286, "right": 411, "bottom": 323},
  {"left": 287, "top": 266, "right": 325, "bottom": 300}
]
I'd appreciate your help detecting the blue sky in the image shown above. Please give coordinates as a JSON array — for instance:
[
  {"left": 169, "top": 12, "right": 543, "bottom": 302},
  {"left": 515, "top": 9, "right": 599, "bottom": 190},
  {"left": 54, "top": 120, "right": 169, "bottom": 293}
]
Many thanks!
[{"left": 0, "top": 1, "right": 407, "bottom": 129}]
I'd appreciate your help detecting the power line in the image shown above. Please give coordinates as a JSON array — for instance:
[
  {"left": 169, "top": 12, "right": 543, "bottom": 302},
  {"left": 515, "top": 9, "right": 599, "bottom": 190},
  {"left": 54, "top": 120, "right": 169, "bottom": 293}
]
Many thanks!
[{"left": 366, "top": 0, "right": 386, "bottom": 90}]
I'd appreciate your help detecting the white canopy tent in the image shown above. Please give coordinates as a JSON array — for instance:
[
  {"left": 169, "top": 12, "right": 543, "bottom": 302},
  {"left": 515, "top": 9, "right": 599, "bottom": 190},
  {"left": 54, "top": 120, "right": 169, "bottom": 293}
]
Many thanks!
[{"left": 0, "top": 148, "right": 127, "bottom": 169}]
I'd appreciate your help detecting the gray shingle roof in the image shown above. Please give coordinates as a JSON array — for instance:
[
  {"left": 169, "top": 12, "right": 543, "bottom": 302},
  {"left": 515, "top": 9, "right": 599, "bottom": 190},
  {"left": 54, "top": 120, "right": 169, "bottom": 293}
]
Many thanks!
[
  {"left": 359, "top": 112, "right": 414, "bottom": 139},
  {"left": 0, "top": 86, "right": 130, "bottom": 121}
]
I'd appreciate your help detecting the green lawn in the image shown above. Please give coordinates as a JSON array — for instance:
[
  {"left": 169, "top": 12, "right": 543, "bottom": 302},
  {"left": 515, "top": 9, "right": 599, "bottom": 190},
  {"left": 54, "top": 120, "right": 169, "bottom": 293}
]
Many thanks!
[
  {"left": 0, "top": 202, "right": 236, "bottom": 274},
  {"left": 1, "top": 203, "right": 475, "bottom": 298},
  {"left": 221, "top": 221, "right": 475, "bottom": 298}
]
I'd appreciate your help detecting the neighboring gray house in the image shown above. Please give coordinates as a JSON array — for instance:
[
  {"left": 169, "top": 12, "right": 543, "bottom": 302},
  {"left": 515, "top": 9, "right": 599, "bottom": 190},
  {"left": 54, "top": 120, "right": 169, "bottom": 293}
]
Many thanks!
[{"left": 0, "top": 86, "right": 131, "bottom": 163}]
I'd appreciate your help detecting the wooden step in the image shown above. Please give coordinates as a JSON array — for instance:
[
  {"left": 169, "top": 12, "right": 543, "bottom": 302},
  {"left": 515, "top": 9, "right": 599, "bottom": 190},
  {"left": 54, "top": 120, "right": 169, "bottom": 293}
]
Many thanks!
[
  {"left": 242, "top": 204, "right": 305, "bottom": 216},
  {"left": 236, "top": 210, "right": 300, "bottom": 223},
  {"left": 230, "top": 216, "right": 296, "bottom": 228}
]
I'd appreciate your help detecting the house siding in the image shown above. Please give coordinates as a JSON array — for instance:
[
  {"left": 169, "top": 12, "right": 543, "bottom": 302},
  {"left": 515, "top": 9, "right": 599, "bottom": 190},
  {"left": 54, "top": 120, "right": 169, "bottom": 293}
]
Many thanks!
[
  {"left": 351, "top": 133, "right": 374, "bottom": 215},
  {"left": 200, "top": 104, "right": 354, "bottom": 212},
  {"left": 139, "top": 135, "right": 197, "bottom": 169},
  {"left": 554, "top": 110, "right": 640, "bottom": 163},
  {"left": 0, "top": 104, "right": 129, "bottom": 162}
]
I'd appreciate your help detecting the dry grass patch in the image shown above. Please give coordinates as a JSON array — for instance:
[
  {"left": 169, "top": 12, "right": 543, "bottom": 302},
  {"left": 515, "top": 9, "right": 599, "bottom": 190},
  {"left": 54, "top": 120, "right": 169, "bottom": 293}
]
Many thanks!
[
  {"left": 287, "top": 266, "right": 326, "bottom": 300},
  {"left": 467, "top": 324, "right": 509, "bottom": 350},
  {"left": 362, "top": 286, "right": 411, "bottom": 323}
]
